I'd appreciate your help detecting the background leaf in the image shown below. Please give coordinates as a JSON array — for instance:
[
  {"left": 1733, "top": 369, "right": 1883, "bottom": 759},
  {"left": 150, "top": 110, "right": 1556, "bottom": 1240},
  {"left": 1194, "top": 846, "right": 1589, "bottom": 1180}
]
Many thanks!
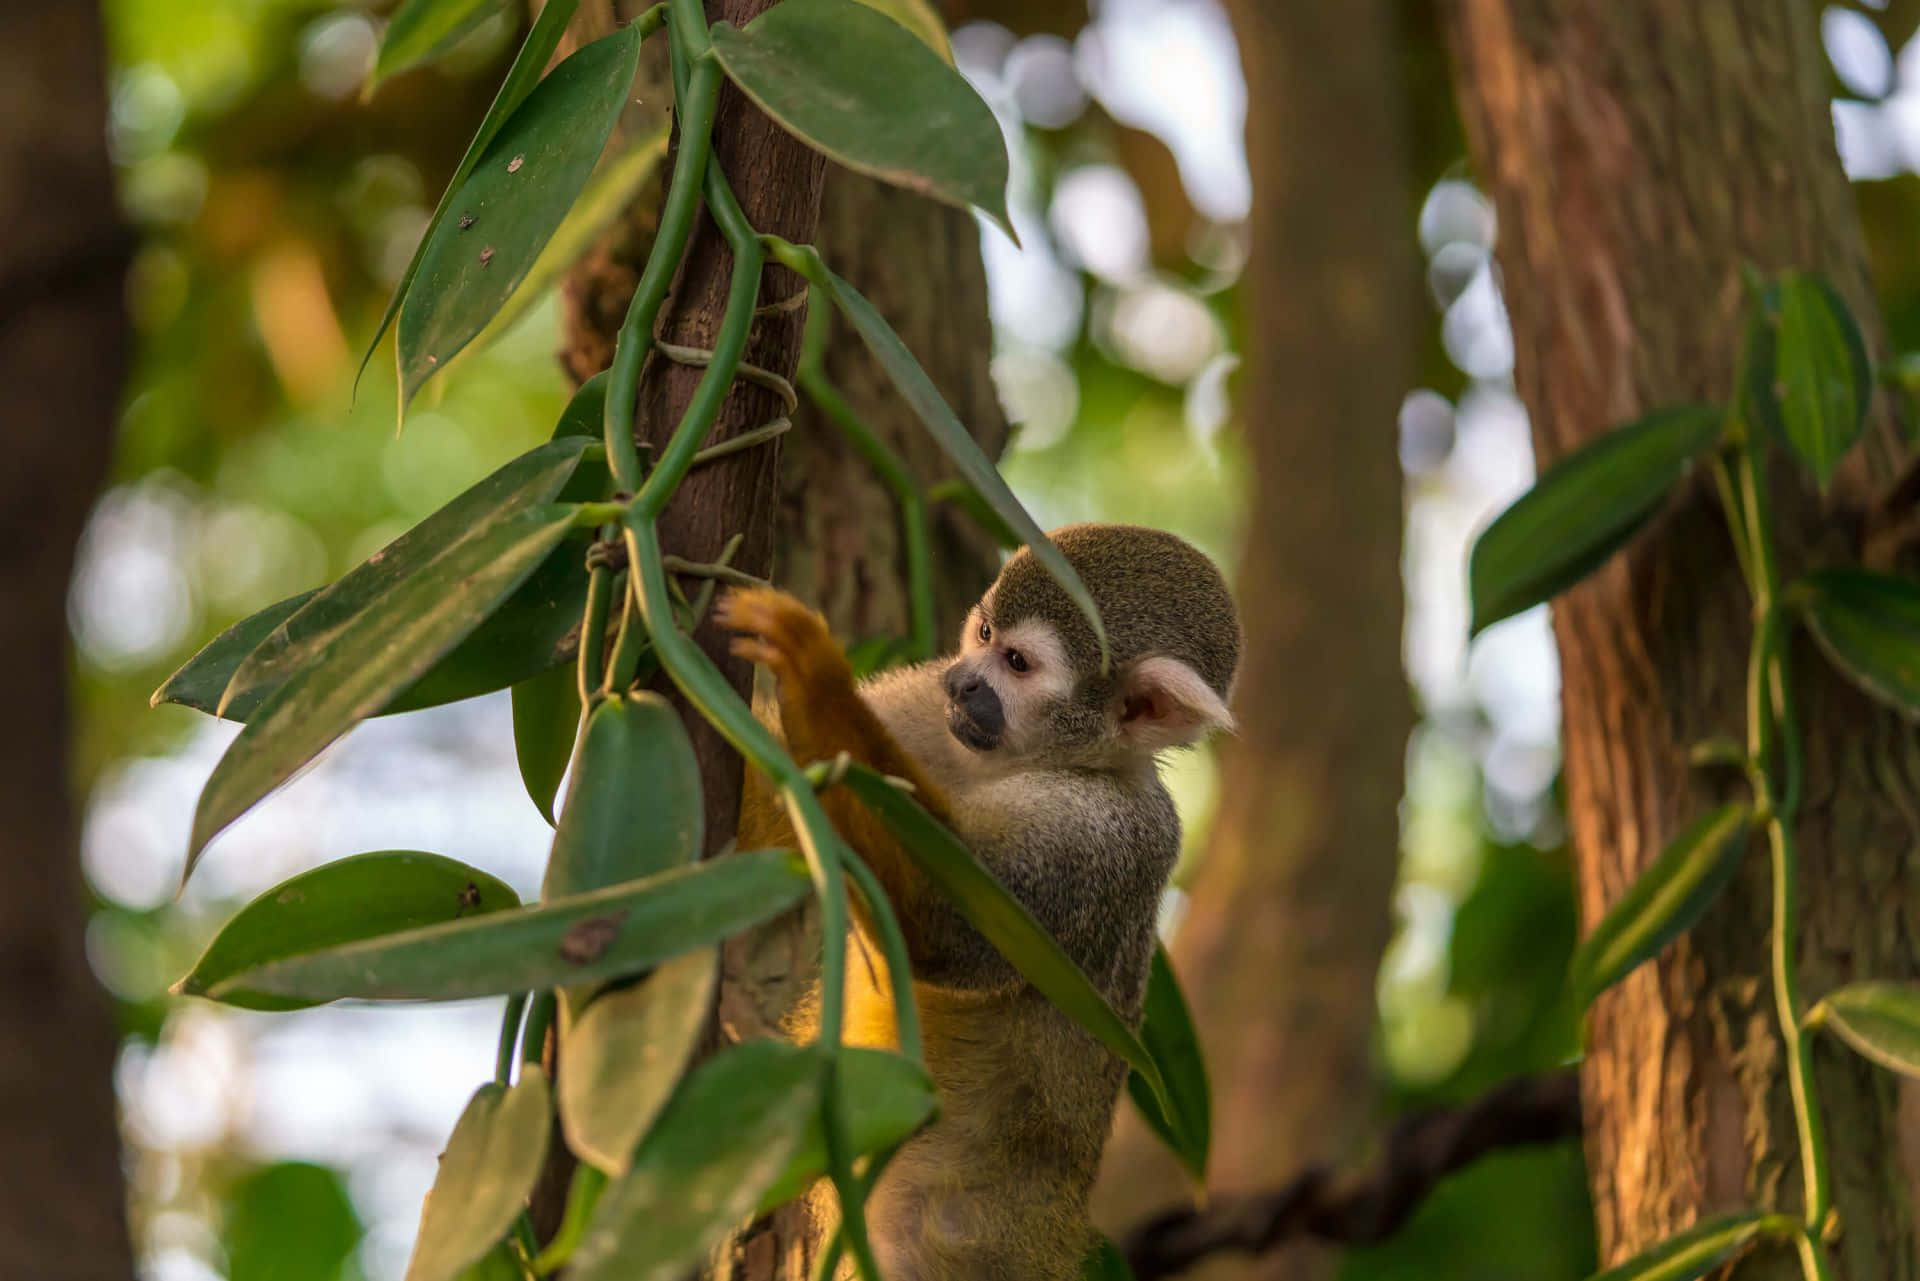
[
  {"left": 710, "top": 0, "right": 1009, "bottom": 229},
  {"left": 371, "top": 0, "right": 513, "bottom": 90},
  {"left": 559, "top": 949, "right": 717, "bottom": 1174},
  {"left": 399, "top": 23, "right": 646, "bottom": 409},
  {"left": 175, "top": 851, "right": 519, "bottom": 1010},
  {"left": 1811, "top": 981, "right": 1920, "bottom": 1076},
  {"left": 1469, "top": 405, "right": 1722, "bottom": 635},
  {"left": 1125, "top": 943, "right": 1210, "bottom": 1182},
  {"left": 1080, "top": 1235, "right": 1137, "bottom": 1281},
  {"left": 1744, "top": 272, "right": 1872, "bottom": 492},
  {"left": 543, "top": 692, "right": 703, "bottom": 901},
  {"left": 222, "top": 1162, "right": 362, "bottom": 1281},
  {"left": 187, "top": 504, "right": 581, "bottom": 876},
  {"left": 755, "top": 1047, "right": 937, "bottom": 1212},
  {"left": 1798, "top": 568, "right": 1920, "bottom": 716},
  {"left": 818, "top": 267, "right": 1108, "bottom": 664},
  {"left": 405, "top": 1069, "right": 552, "bottom": 1281},
  {"left": 512, "top": 662, "right": 581, "bottom": 826},
  {"left": 838, "top": 764, "right": 1170, "bottom": 1114},
  {"left": 569, "top": 1041, "right": 822, "bottom": 1281},
  {"left": 852, "top": 0, "right": 953, "bottom": 61},
  {"left": 1569, "top": 803, "right": 1753, "bottom": 1007},
  {"left": 211, "top": 848, "right": 810, "bottom": 1003}
]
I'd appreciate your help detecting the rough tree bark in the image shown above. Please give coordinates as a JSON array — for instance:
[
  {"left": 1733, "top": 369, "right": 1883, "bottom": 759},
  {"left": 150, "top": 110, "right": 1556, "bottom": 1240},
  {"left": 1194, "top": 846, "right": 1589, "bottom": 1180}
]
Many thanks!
[
  {"left": 1090, "top": 5, "right": 1419, "bottom": 1280},
  {"left": 1447, "top": 4, "right": 1920, "bottom": 1276},
  {"left": 551, "top": 4, "right": 1007, "bottom": 1276},
  {"left": 0, "top": 5, "right": 137, "bottom": 1279}
]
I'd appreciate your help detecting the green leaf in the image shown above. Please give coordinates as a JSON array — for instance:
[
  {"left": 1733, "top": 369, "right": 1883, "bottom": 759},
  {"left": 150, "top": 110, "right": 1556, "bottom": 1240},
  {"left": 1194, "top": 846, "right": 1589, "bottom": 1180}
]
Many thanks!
[
  {"left": 837, "top": 764, "right": 1169, "bottom": 1114},
  {"left": 1797, "top": 568, "right": 1920, "bottom": 716},
  {"left": 1469, "top": 405, "right": 1723, "bottom": 635},
  {"left": 457, "top": 1243, "right": 527, "bottom": 1281},
  {"left": 555, "top": 370, "right": 609, "bottom": 440},
  {"left": 1125, "top": 943, "right": 1209, "bottom": 1182},
  {"left": 1811, "top": 981, "right": 1920, "bottom": 1076},
  {"left": 223, "top": 1162, "right": 363, "bottom": 1281},
  {"left": 816, "top": 267, "right": 1107, "bottom": 665},
  {"left": 1080, "top": 1235, "right": 1136, "bottom": 1281},
  {"left": 211, "top": 438, "right": 591, "bottom": 721},
  {"left": 544, "top": 692, "right": 703, "bottom": 901},
  {"left": 360, "top": 0, "right": 581, "bottom": 391},
  {"left": 175, "top": 851, "right": 519, "bottom": 1011},
  {"left": 570, "top": 1041, "right": 822, "bottom": 1281},
  {"left": 851, "top": 0, "right": 953, "bottom": 62},
  {"left": 187, "top": 504, "right": 581, "bottom": 877},
  {"left": 756, "top": 1048, "right": 937, "bottom": 1212},
  {"left": 371, "top": 0, "right": 513, "bottom": 90},
  {"left": 928, "top": 477, "right": 1022, "bottom": 551},
  {"left": 442, "top": 125, "right": 671, "bottom": 381},
  {"left": 151, "top": 589, "right": 317, "bottom": 715},
  {"left": 512, "top": 663, "right": 580, "bottom": 827},
  {"left": 399, "top": 23, "right": 647, "bottom": 410},
  {"left": 1745, "top": 272, "right": 1872, "bottom": 493},
  {"left": 1585, "top": 1213, "right": 1768, "bottom": 1281},
  {"left": 709, "top": 0, "right": 1010, "bottom": 231},
  {"left": 559, "top": 948, "right": 716, "bottom": 1174},
  {"left": 405, "top": 1068, "right": 553, "bottom": 1281},
  {"left": 207, "top": 848, "right": 810, "bottom": 1003},
  {"left": 1569, "top": 803, "right": 1754, "bottom": 1007}
]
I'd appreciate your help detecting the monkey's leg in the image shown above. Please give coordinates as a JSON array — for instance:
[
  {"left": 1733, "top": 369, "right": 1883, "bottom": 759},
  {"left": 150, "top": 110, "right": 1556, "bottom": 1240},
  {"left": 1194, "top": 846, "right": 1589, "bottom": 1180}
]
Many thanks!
[{"left": 715, "top": 587, "right": 954, "bottom": 935}]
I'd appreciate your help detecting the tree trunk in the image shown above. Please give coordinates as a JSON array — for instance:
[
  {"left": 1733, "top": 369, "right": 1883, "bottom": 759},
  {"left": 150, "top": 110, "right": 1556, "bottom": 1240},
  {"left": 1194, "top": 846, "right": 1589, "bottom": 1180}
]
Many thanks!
[
  {"left": 1090, "top": 5, "right": 1419, "bottom": 1279},
  {"left": 552, "top": 6, "right": 1007, "bottom": 1277},
  {"left": 0, "top": 6, "right": 137, "bottom": 1279},
  {"left": 1446, "top": 3, "right": 1920, "bottom": 1276}
]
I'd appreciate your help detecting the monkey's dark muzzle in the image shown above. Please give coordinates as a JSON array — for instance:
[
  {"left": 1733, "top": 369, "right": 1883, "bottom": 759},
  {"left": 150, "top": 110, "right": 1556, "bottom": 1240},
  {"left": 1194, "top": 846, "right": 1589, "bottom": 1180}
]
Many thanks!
[{"left": 943, "top": 668, "right": 1004, "bottom": 752}]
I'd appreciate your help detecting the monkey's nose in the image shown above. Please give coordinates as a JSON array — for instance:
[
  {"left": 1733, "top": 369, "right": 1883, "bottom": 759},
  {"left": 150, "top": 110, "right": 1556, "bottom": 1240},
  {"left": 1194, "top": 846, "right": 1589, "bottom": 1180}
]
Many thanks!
[{"left": 944, "top": 667, "right": 985, "bottom": 702}]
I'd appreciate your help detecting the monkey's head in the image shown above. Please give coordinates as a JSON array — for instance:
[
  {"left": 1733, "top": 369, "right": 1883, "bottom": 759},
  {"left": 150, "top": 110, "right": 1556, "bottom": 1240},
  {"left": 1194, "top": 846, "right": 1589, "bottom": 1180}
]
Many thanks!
[{"left": 942, "top": 523, "right": 1241, "bottom": 768}]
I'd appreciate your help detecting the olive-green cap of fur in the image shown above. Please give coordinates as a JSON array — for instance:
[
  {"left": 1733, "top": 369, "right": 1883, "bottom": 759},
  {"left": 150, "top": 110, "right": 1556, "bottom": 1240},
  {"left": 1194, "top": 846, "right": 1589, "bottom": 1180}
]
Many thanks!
[{"left": 987, "top": 524, "right": 1240, "bottom": 697}]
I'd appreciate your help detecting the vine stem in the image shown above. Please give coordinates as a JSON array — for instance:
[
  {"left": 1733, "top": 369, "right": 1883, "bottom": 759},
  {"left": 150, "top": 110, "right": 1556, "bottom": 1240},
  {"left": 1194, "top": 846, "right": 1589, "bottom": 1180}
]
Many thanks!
[
  {"left": 495, "top": 992, "right": 529, "bottom": 1087},
  {"left": 1717, "top": 438, "right": 1831, "bottom": 1240}
]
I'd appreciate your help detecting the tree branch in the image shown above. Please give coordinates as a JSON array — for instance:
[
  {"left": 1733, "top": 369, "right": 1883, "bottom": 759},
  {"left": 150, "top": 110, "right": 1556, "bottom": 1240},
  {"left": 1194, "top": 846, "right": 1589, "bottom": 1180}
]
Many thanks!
[{"left": 1123, "top": 1070, "right": 1582, "bottom": 1280}]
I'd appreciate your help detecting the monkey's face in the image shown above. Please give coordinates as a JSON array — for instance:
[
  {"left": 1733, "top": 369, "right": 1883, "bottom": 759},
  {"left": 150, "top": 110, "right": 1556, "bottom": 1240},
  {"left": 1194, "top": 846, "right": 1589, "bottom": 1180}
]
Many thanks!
[{"left": 942, "top": 604, "right": 1081, "bottom": 759}]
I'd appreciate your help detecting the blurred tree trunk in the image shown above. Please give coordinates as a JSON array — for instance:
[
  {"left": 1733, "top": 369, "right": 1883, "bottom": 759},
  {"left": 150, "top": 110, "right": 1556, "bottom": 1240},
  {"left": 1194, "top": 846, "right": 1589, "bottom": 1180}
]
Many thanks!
[
  {"left": 551, "top": 4, "right": 1006, "bottom": 1276},
  {"left": 1447, "top": 3, "right": 1920, "bottom": 1277},
  {"left": 1092, "top": 5, "right": 1419, "bottom": 1280},
  {"left": 0, "top": 6, "right": 137, "bottom": 1279}
]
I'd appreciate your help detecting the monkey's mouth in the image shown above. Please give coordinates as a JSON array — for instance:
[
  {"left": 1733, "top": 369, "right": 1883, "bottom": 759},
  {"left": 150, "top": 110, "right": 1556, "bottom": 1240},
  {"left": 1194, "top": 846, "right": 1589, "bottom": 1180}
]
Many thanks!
[{"left": 946, "top": 701, "right": 1002, "bottom": 752}]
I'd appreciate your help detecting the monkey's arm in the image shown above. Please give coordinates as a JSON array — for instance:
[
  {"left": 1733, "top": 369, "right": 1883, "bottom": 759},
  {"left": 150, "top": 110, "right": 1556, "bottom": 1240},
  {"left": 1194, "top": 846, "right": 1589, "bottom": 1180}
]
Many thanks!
[{"left": 716, "top": 588, "right": 960, "bottom": 960}]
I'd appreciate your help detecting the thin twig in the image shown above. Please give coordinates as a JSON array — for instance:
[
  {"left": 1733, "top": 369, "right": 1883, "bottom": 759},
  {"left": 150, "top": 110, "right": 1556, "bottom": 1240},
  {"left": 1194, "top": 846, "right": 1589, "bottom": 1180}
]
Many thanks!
[{"left": 1122, "top": 1070, "right": 1581, "bottom": 1279}]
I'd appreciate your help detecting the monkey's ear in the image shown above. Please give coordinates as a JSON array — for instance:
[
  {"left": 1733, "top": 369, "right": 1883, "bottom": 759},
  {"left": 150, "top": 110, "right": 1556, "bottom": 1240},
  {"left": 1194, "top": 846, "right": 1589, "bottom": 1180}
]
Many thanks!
[{"left": 1117, "top": 656, "right": 1235, "bottom": 752}]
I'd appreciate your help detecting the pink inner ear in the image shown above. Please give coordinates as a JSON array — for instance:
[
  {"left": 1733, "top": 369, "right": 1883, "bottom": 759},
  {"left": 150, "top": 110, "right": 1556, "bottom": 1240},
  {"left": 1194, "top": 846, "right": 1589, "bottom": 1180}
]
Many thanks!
[{"left": 1122, "top": 692, "right": 1161, "bottom": 724}]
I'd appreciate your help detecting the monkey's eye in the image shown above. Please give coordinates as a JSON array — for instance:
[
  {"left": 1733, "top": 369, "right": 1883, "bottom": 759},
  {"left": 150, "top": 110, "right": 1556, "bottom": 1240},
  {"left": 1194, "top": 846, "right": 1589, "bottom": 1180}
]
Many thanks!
[
  {"left": 977, "top": 619, "right": 991, "bottom": 643},
  {"left": 1006, "top": 649, "right": 1029, "bottom": 674}
]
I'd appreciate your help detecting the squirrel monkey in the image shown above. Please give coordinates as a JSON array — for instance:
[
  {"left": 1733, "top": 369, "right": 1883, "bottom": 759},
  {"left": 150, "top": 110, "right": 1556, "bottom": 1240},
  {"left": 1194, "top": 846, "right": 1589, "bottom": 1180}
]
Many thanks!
[{"left": 716, "top": 523, "right": 1241, "bottom": 1281}]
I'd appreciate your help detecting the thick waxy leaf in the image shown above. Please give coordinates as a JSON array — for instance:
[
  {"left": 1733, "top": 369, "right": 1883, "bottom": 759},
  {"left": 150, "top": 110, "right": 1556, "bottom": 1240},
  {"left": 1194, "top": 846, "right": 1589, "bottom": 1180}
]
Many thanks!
[
  {"left": 756, "top": 1048, "right": 938, "bottom": 1212},
  {"left": 400, "top": 24, "right": 646, "bottom": 409},
  {"left": 187, "top": 505, "right": 581, "bottom": 876},
  {"left": 208, "top": 848, "right": 809, "bottom": 1003},
  {"left": 1586, "top": 1213, "right": 1767, "bottom": 1281},
  {"left": 212, "top": 437, "right": 591, "bottom": 721},
  {"left": 1811, "top": 982, "right": 1920, "bottom": 1076},
  {"left": 447, "top": 126, "right": 670, "bottom": 378},
  {"left": 852, "top": 0, "right": 952, "bottom": 61},
  {"left": 1125, "top": 943, "right": 1210, "bottom": 1182},
  {"left": 405, "top": 1068, "right": 552, "bottom": 1281},
  {"left": 1798, "top": 568, "right": 1920, "bottom": 716},
  {"left": 570, "top": 1041, "right": 822, "bottom": 1281},
  {"left": 151, "top": 590, "right": 316, "bottom": 715},
  {"left": 1744, "top": 272, "right": 1872, "bottom": 493},
  {"left": 817, "top": 268, "right": 1107, "bottom": 664},
  {"left": 372, "top": 0, "right": 513, "bottom": 89},
  {"left": 1570, "top": 803, "right": 1753, "bottom": 1007},
  {"left": 1469, "top": 405, "right": 1723, "bottom": 635},
  {"left": 362, "top": 0, "right": 582, "bottom": 386},
  {"left": 559, "top": 948, "right": 716, "bottom": 1174},
  {"left": 838, "top": 764, "right": 1169, "bottom": 1114},
  {"left": 543, "top": 692, "right": 703, "bottom": 901},
  {"left": 710, "top": 0, "right": 1009, "bottom": 230},
  {"left": 512, "top": 663, "right": 580, "bottom": 826},
  {"left": 1080, "top": 1236, "right": 1136, "bottom": 1281},
  {"left": 175, "top": 851, "right": 519, "bottom": 1011}
]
